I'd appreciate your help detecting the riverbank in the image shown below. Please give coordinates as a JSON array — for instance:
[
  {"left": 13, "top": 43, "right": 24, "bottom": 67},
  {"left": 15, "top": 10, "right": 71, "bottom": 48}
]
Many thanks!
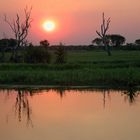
[{"left": 0, "top": 50, "right": 140, "bottom": 87}]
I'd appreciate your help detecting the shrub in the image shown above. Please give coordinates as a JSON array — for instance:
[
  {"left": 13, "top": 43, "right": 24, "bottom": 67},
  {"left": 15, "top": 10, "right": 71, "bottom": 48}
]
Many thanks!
[
  {"left": 24, "top": 46, "right": 51, "bottom": 63},
  {"left": 54, "top": 43, "right": 66, "bottom": 64}
]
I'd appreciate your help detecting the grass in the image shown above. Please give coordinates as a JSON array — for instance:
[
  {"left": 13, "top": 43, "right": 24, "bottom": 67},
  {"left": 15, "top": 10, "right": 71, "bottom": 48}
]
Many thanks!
[
  {"left": 0, "top": 50, "right": 140, "bottom": 87},
  {"left": 68, "top": 50, "right": 140, "bottom": 63}
]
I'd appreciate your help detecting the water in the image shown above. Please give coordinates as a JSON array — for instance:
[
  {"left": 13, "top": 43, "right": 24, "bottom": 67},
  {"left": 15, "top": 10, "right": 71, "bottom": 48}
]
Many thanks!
[{"left": 0, "top": 88, "right": 140, "bottom": 140}]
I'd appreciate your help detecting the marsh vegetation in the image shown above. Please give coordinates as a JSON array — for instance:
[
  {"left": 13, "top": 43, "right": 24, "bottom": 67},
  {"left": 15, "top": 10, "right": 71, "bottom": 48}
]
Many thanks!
[{"left": 0, "top": 50, "right": 140, "bottom": 86}]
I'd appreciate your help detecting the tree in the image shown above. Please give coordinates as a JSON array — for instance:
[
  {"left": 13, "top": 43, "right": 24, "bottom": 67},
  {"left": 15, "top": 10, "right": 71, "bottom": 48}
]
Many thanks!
[
  {"left": 0, "top": 38, "right": 17, "bottom": 48},
  {"left": 40, "top": 40, "right": 50, "bottom": 48},
  {"left": 92, "top": 38, "right": 103, "bottom": 46},
  {"left": 0, "top": 39, "right": 8, "bottom": 62},
  {"left": 4, "top": 7, "right": 32, "bottom": 62},
  {"left": 54, "top": 43, "right": 66, "bottom": 64},
  {"left": 0, "top": 38, "right": 17, "bottom": 62},
  {"left": 107, "top": 34, "right": 125, "bottom": 47},
  {"left": 135, "top": 39, "right": 140, "bottom": 45},
  {"left": 96, "top": 13, "right": 111, "bottom": 56}
]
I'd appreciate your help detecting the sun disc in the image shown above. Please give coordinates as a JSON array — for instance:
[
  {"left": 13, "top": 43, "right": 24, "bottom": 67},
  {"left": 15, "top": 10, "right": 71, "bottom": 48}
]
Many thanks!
[{"left": 43, "top": 20, "right": 56, "bottom": 32}]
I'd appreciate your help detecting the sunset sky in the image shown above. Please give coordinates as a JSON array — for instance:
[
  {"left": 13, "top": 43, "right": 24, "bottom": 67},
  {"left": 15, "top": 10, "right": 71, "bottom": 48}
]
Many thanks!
[{"left": 0, "top": 0, "right": 140, "bottom": 45}]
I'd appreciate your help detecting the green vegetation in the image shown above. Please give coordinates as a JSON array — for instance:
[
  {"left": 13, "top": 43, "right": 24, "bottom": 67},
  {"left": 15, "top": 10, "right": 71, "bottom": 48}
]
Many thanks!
[
  {"left": 24, "top": 46, "right": 51, "bottom": 63},
  {"left": 54, "top": 43, "right": 66, "bottom": 64},
  {"left": 0, "top": 50, "right": 140, "bottom": 87}
]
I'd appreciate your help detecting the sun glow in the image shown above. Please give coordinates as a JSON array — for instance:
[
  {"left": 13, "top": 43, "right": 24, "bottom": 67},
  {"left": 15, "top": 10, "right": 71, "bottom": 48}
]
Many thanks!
[{"left": 43, "top": 20, "right": 56, "bottom": 32}]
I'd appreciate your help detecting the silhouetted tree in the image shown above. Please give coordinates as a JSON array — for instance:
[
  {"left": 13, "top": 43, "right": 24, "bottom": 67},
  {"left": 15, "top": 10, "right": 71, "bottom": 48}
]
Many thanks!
[
  {"left": 0, "top": 39, "right": 7, "bottom": 62},
  {"left": 92, "top": 38, "right": 103, "bottom": 46},
  {"left": 0, "top": 39, "right": 8, "bottom": 47},
  {"left": 135, "top": 39, "right": 140, "bottom": 45},
  {"left": 96, "top": 13, "right": 111, "bottom": 56},
  {"left": 4, "top": 7, "right": 32, "bottom": 62},
  {"left": 107, "top": 34, "right": 125, "bottom": 47},
  {"left": 54, "top": 42, "right": 66, "bottom": 64},
  {"left": 0, "top": 38, "right": 17, "bottom": 48},
  {"left": 0, "top": 38, "right": 17, "bottom": 62},
  {"left": 40, "top": 40, "right": 50, "bottom": 48}
]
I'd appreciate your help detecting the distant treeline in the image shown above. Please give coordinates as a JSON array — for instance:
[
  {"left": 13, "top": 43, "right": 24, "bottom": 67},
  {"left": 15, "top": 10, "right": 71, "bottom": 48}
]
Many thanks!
[
  {"left": 0, "top": 38, "right": 140, "bottom": 63},
  {"left": 0, "top": 39, "right": 67, "bottom": 64},
  {"left": 50, "top": 44, "right": 140, "bottom": 51},
  {"left": 0, "top": 37, "right": 140, "bottom": 52}
]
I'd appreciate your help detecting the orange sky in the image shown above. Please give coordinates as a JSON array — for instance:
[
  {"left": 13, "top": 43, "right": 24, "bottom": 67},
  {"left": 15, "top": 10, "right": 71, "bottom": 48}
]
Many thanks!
[{"left": 0, "top": 0, "right": 140, "bottom": 45}]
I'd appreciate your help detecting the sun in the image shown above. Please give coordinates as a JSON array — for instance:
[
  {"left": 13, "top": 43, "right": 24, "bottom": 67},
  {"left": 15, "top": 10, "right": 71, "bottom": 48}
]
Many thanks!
[{"left": 43, "top": 20, "right": 56, "bottom": 32}]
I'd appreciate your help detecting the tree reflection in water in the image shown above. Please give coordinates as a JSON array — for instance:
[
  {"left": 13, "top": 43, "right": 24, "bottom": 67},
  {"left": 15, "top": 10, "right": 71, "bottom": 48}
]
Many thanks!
[
  {"left": 54, "top": 88, "right": 65, "bottom": 98},
  {"left": 3, "top": 87, "right": 140, "bottom": 127},
  {"left": 15, "top": 90, "right": 33, "bottom": 127},
  {"left": 102, "top": 89, "right": 111, "bottom": 108},
  {"left": 54, "top": 87, "right": 140, "bottom": 106},
  {"left": 101, "top": 87, "right": 140, "bottom": 106},
  {"left": 123, "top": 86, "right": 140, "bottom": 104}
]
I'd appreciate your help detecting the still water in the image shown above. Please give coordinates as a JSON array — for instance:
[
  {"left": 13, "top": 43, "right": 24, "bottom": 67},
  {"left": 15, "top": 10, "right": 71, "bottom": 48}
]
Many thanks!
[{"left": 0, "top": 88, "right": 140, "bottom": 140}]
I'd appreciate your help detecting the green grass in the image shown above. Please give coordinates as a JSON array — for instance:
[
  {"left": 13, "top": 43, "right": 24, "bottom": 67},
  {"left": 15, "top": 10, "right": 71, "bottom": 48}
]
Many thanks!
[
  {"left": 0, "top": 50, "right": 140, "bottom": 87},
  {"left": 67, "top": 50, "right": 140, "bottom": 63}
]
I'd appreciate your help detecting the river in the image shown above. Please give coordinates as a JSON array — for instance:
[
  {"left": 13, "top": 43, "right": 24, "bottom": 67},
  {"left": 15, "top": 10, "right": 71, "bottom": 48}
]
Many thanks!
[{"left": 0, "top": 87, "right": 140, "bottom": 140}]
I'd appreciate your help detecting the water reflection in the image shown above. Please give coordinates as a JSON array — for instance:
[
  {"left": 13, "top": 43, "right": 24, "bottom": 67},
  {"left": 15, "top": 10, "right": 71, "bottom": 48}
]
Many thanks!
[
  {"left": 1, "top": 87, "right": 140, "bottom": 127},
  {"left": 54, "top": 88, "right": 66, "bottom": 98},
  {"left": 15, "top": 90, "right": 33, "bottom": 127},
  {"left": 1, "top": 87, "right": 140, "bottom": 140},
  {"left": 123, "top": 86, "right": 140, "bottom": 104}
]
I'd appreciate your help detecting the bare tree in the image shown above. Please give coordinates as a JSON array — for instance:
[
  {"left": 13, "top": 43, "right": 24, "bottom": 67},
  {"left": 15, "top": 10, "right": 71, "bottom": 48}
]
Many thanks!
[
  {"left": 4, "top": 7, "right": 32, "bottom": 61},
  {"left": 96, "top": 13, "right": 111, "bottom": 56}
]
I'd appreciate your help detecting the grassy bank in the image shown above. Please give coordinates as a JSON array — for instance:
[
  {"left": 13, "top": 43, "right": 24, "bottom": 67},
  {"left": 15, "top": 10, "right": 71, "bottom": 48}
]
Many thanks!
[{"left": 0, "top": 50, "right": 140, "bottom": 87}]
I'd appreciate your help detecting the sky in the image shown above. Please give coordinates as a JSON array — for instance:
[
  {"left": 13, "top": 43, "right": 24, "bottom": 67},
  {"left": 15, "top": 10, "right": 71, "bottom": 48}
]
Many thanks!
[{"left": 0, "top": 0, "right": 140, "bottom": 45}]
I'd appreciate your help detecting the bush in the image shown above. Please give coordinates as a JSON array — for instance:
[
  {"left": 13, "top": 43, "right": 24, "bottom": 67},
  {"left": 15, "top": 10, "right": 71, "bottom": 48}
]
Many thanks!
[
  {"left": 24, "top": 46, "right": 51, "bottom": 63},
  {"left": 54, "top": 43, "right": 66, "bottom": 64}
]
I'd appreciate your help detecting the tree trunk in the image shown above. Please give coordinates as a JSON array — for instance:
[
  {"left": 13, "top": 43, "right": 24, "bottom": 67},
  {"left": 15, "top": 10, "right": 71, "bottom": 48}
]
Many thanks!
[{"left": 106, "top": 45, "right": 111, "bottom": 56}]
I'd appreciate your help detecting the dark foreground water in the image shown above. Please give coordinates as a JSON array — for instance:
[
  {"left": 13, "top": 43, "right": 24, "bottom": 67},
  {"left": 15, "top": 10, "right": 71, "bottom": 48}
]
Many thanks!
[{"left": 0, "top": 88, "right": 140, "bottom": 140}]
